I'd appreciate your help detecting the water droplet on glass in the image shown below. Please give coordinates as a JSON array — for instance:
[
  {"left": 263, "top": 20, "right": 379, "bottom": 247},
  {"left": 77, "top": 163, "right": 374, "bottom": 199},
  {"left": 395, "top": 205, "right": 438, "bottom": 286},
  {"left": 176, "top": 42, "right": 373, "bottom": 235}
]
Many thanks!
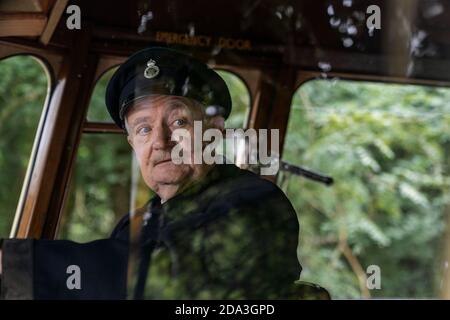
[
  {"left": 416, "top": 30, "right": 427, "bottom": 41},
  {"left": 205, "top": 105, "right": 219, "bottom": 116},
  {"left": 329, "top": 17, "right": 341, "bottom": 28},
  {"left": 188, "top": 23, "right": 195, "bottom": 36},
  {"left": 211, "top": 45, "right": 221, "bottom": 56},
  {"left": 331, "top": 77, "right": 340, "bottom": 85},
  {"left": 275, "top": 11, "right": 283, "bottom": 20},
  {"left": 406, "top": 61, "right": 414, "bottom": 77},
  {"left": 368, "top": 25, "right": 375, "bottom": 37},
  {"left": 410, "top": 30, "right": 427, "bottom": 56},
  {"left": 342, "top": 37, "right": 354, "bottom": 47},
  {"left": 327, "top": 5, "right": 335, "bottom": 16},
  {"left": 137, "top": 11, "right": 153, "bottom": 34},
  {"left": 352, "top": 11, "right": 365, "bottom": 22},
  {"left": 445, "top": 261, "right": 448, "bottom": 269},
  {"left": 343, "top": 0, "right": 352, "bottom": 7},
  {"left": 423, "top": 3, "right": 444, "bottom": 19},
  {"left": 318, "top": 61, "right": 332, "bottom": 72},
  {"left": 142, "top": 212, "right": 152, "bottom": 226},
  {"left": 295, "top": 17, "right": 303, "bottom": 30},
  {"left": 285, "top": 6, "right": 294, "bottom": 17},
  {"left": 347, "top": 25, "right": 358, "bottom": 35}
]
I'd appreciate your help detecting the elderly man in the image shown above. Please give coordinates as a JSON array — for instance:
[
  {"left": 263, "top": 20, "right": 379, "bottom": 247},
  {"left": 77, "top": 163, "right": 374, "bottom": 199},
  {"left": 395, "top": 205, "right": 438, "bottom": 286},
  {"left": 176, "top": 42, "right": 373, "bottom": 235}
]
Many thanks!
[{"left": 0, "top": 47, "right": 301, "bottom": 299}]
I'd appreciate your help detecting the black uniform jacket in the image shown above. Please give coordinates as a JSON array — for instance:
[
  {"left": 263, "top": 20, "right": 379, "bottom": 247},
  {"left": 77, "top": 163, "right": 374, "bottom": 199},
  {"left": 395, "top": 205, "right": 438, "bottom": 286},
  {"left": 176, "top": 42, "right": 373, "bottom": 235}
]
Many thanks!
[{"left": 0, "top": 164, "right": 301, "bottom": 299}]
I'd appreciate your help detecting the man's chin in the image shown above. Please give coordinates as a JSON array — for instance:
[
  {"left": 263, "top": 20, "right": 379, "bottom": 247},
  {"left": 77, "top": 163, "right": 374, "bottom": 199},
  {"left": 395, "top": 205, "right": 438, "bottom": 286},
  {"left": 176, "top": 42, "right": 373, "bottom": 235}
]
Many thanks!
[{"left": 150, "top": 165, "right": 190, "bottom": 184}]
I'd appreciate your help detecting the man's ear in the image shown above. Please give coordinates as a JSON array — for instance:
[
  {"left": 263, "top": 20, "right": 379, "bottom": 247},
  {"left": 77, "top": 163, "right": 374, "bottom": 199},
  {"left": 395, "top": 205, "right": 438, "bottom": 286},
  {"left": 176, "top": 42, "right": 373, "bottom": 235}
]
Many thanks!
[
  {"left": 124, "top": 117, "right": 135, "bottom": 148},
  {"left": 207, "top": 116, "right": 225, "bottom": 132},
  {"left": 127, "top": 134, "right": 134, "bottom": 148}
]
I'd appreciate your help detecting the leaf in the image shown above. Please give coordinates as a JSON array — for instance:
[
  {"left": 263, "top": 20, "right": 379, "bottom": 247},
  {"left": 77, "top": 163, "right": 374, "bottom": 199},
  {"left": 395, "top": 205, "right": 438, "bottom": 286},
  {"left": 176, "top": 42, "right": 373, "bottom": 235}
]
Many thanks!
[
  {"left": 373, "top": 138, "right": 394, "bottom": 159},
  {"left": 399, "top": 182, "right": 429, "bottom": 207},
  {"left": 355, "top": 147, "right": 381, "bottom": 172}
]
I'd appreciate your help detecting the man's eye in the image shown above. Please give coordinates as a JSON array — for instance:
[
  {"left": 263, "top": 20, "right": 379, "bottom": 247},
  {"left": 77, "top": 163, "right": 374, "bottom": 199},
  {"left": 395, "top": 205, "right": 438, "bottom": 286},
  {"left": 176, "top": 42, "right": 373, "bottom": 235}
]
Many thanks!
[
  {"left": 136, "top": 126, "right": 151, "bottom": 135},
  {"left": 173, "top": 119, "right": 187, "bottom": 127}
]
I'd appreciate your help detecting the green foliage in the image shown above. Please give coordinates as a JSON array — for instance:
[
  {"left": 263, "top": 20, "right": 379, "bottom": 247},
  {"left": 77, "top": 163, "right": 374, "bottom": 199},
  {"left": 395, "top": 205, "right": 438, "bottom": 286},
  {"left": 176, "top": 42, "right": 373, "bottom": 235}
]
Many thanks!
[
  {"left": 281, "top": 79, "right": 450, "bottom": 298},
  {"left": 59, "top": 68, "right": 140, "bottom": 242},
  {"left": 58, "top": 133, "right": 134, "bottom": 242},
  {"left": 87, "top": 68, "right": 118, "bottom": 122},
  {"left": 0, "top": 56, "right": 48, "bottom": 238},
  {"left": 217, "top": 70, "right": 250, "bottom": 129}
]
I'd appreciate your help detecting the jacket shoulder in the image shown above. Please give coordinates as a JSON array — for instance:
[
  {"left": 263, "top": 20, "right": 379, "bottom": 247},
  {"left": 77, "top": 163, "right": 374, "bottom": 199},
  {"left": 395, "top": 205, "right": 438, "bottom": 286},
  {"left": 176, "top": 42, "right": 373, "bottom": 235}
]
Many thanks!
[{"left": 110, "top": 213, "right": 130, "bottom": 240}]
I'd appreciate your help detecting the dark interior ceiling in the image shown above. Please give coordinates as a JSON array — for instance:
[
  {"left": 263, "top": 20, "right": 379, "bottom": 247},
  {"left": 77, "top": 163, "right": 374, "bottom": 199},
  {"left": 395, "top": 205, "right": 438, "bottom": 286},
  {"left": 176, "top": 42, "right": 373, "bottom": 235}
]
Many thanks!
[
  {"left": 4, "top": 0, "right": 450, "bottom": 82},
  {"left": 75, "top": 0, "right": 385, "bottom": 54}
]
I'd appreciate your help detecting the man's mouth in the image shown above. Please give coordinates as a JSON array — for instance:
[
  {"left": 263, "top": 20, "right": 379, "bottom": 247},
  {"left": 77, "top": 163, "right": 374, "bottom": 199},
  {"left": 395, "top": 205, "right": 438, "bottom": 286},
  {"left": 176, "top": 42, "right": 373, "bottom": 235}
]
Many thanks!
[{"left": 154, "top": 158, "right": 173, "bottom": 166}]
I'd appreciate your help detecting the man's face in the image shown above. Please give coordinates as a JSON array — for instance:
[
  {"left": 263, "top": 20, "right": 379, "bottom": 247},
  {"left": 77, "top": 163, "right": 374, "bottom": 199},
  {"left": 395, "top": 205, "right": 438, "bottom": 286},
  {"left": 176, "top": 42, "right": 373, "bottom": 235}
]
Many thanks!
[{"left": 125, "top": 95, "right": 220, "bottom": 201}]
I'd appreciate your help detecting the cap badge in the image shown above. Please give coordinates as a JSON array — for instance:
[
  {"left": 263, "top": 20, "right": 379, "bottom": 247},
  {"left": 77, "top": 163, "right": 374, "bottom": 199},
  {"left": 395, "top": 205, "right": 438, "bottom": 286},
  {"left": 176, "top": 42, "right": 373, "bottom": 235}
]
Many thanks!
[{"left": 144, "top": 59, "right": 160, "bottom": 79}]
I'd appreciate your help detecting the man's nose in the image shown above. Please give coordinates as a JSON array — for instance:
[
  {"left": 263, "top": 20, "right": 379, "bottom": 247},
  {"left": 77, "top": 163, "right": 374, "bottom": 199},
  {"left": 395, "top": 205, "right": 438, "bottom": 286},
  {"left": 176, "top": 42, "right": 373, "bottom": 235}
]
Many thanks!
[{"left": 151, "top": 124, "right": 172, "bottom": 150}]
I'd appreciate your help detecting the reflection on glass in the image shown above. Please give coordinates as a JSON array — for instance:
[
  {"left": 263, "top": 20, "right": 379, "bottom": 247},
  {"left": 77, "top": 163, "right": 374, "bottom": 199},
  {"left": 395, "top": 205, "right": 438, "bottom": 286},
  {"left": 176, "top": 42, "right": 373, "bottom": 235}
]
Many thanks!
[
  {"left": 215, "top": 70, "right": 251, "bottom": 168},
  {"left": 60, "top": 62, "right": 256, "bottom": 298},
  {"left": 59, "top": 65, "right": 152, "bottom": 242},
  {"left": 59, "top": 133, "right": 133, "bottom": 242},
  {"left": 0, "top": 56, "right": 48, "bottom": 238},
  {"left": 216, "top": 70, "right": 250, "bottom": 129},
  {"left": 87, "top": 67, "right": 118, "bottom": 122},
  {"left": 280, "top": 79, "right": 450, "bottom": 298}
]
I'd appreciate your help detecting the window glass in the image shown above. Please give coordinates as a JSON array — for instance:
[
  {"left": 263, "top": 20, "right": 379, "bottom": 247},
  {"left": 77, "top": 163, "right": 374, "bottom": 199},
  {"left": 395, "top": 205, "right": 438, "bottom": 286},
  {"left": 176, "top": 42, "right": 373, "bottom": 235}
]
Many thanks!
[
  {"left": 86, "top": 67, "right": 118, "bottom": 122},
  {"left": 58, "top": 133, "right": 136, "bottom": 242},
  {"left": 280, "top": 79, "right": 450, "bottom": 298},
  {"left": 216, "top": 70, "right": 250, "bottom": 129},
  {"left": 0, "top": 55, "right": 49, "bottom": 238},
  {"left": 59, "top": 68, "right": 152, "bottom": 242}
]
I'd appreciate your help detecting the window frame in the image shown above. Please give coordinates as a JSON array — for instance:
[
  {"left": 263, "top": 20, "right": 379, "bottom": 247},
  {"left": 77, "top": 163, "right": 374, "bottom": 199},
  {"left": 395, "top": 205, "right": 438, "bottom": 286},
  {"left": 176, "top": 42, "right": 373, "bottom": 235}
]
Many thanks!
[
  {"left": 214, "top": 67, "right": 254, "bottom": 129},
  {"left": 0, "top": 51, "right": 56, "bottom": 238}
]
